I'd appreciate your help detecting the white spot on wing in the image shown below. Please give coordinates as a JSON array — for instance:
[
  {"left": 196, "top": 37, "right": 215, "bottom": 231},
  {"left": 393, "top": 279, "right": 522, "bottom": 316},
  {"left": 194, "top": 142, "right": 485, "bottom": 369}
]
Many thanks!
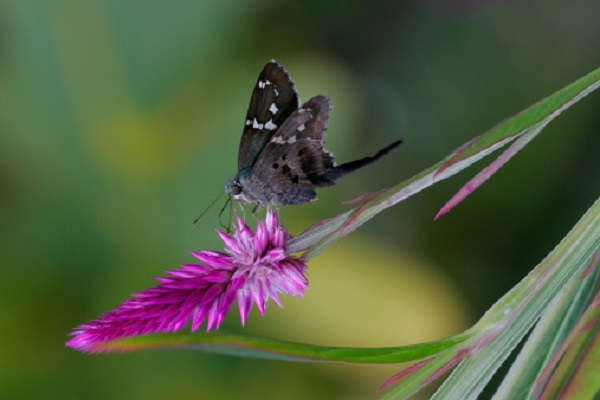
[
  {"left": 258, "top": 81, "right": 265, "bottom": 89},
  {"left": 271, "top": 135, "right": 286, "bottom": 144},
  {"left": 274, "top": 88, "right": 279, "bottom": 96},
  {"left": 297, "top": 124, "right": 305, "bottom": 132},
  {"left": 265, "top": 80, "right": 271, "bottom": 85},
  {"left": 324, "top": 148, "right": 336, "bottom": 166},
  {"left": 269, "top": 103, "right": 279, "bottom": 115},
  {"left": 245, "top": 119, "right": 252, "bottom": 126},
  {"left": 287, "top": 135, "right": 297, "bottom": 144},
  {"left": 264, "top": 119, "right": 278, "bottom": 131},
  {"left": 252, "top": 118, "right": 264, "bottom": 129}
]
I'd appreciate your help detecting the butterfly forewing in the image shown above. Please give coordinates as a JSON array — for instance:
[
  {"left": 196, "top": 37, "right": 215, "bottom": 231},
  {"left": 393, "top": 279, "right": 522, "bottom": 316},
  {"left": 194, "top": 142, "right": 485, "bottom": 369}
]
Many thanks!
[
  {"left": 252, "top": 95, "right": 336, "bottom": 189},
  {"left": 237, "top": 61, "right": 300, "bottom": 172}
]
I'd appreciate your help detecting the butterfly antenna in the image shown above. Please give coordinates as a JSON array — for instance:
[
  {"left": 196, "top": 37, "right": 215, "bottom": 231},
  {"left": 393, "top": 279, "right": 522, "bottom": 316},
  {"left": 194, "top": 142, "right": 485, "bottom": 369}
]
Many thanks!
[
  {"left": 193, "top": 191, "right": 224, "bottom": 228},
  {"left": 218, "top": 196, "right": 232, "bottom": 232}
]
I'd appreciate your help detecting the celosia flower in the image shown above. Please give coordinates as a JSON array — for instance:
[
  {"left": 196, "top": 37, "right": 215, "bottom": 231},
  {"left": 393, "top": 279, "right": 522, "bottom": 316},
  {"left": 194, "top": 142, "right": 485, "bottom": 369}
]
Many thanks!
[{"left": 67, "top": 211, "right": 308, "bottom": 353}]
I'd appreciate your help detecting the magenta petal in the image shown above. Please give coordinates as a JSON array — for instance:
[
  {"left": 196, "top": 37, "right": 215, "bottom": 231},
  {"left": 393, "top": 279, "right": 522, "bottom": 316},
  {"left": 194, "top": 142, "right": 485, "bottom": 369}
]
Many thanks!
[
  {"left": 238, "top": 290, "right": 253, "bottom": 326},
  {"left": 270, "top": 293, "right": 283, "bottom": 308},
  {"left": 193, "top": 250, "right": 234, "bottom": 268},
  {"left": 265, "top": 210, "right": 275, "bottom": 229},
  {"left": 191, "top": 307, "right": 208, "bottom": 331},
  {"left": 217, "top": 231, "right": 244, "bottom": 258},
  {"left": 254, "top": 223, "right": 269, "bottom": 256}
]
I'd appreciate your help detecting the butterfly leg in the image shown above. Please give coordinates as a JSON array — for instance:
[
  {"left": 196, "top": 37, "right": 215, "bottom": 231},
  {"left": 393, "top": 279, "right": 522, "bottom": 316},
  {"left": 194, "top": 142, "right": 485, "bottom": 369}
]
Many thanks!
[
  {"left": 218, "top": 196, "right": 232, "bottom": 233},
  {"left": 240, "top": 203, "right": 248, "bottom": 222},
  {"left": 273, "top": 206, "right": 283, "bottom": 225},
  {"left": 249, "top": 204, "right": 263, "bottom": 225}
]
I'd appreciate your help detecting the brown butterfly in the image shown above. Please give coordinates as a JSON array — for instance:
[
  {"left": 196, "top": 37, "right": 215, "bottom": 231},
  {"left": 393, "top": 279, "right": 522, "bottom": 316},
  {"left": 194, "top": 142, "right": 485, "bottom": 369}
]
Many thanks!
[{"left": 225, "top": 61, "right": 402, "bottom": 207}]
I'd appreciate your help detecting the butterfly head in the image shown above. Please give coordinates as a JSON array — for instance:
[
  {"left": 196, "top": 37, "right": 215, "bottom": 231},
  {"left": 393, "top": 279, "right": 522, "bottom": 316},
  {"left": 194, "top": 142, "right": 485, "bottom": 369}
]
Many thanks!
[
  {"left": 225, "top": 178, "right": 243, "bottom": 197},
  {"left": 225, "top": 166, "right": 256, "bottom": 203},
  {"left": 225, "top": 177, "right": 255, "bottom": 205}
]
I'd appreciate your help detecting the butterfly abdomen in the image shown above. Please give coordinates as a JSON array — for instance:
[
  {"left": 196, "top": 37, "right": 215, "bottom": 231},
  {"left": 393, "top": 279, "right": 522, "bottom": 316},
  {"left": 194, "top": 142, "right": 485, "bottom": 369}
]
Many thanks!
[{"left": 320, "top": 140, "right": 403, "bottom": 182}]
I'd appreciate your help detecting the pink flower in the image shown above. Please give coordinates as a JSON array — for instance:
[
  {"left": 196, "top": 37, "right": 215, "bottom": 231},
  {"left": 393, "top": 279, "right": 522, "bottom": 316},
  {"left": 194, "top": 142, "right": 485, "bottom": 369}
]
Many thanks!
[{"left": 67, "top": 211, "right": 308, "bottom": 353}]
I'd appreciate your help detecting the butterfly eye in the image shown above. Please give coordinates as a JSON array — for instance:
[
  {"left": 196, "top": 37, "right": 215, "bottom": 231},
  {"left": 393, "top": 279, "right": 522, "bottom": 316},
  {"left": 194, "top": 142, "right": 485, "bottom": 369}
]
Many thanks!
[
  {"left": 230, "top": 185, "right": 242, "bottom": 196},
  {"left": 225, "top": 179, "right": 243, "bottom": 196}
]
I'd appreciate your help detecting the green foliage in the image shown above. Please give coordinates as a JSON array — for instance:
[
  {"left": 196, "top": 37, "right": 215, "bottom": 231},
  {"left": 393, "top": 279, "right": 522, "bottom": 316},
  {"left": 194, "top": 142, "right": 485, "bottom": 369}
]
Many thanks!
[{"left": 3, "top": 2, "right": 599, "bottom": 399}]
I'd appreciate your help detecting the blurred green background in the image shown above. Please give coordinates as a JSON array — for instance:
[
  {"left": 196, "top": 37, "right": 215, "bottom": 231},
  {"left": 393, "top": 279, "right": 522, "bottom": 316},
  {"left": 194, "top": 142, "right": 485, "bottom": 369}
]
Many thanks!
[{"left": 1, "top": 1, "right": 599, "bottom": 399}]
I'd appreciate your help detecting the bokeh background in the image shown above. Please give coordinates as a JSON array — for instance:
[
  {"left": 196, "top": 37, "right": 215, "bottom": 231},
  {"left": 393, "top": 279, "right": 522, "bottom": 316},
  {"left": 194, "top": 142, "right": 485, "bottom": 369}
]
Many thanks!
[{"left": 1, "top": 1, "right": 599, "bottom": 399}]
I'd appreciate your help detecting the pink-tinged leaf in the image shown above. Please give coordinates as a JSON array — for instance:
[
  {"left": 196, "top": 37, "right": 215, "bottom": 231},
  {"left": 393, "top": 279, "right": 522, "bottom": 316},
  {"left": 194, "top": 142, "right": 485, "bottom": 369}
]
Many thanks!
[
  {"left": 340, "top": 196, "right": 375, "bottom": 234},
  {"left": 535, "top": 288, "right": 600, "bottom": 400},
  {"left": 435, "top": 72, "right": 600, "bottom": 219},
  {"left": 378, "top": 348, "right": 471, "bottom": 398},
  {"left": 423, "top": 347, "right": 474, "bottom": 385},
  {"left": 582, "top": 250, "right": 600, "bottom": 279},
  {"left": 434, "top": 68, "right": 600, "bottom": 179},
  {"left": 435, "top": 128, "right": 538, "bottom": 219},
  {"left": 342, "top": 189, "right": 389, "bottom": 205},
  {"left": 377, "top": 327, "right": 502, "bottom": 398},
  {"left": 377, "top": 358, "right": 433, "bottom": 391},
  {"left": 434, "top": 134, "right": 516, "bottom": 179}
]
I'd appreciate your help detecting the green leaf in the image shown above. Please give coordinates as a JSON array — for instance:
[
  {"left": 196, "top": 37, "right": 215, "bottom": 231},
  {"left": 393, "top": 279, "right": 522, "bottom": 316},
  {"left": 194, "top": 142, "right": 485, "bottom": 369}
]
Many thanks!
[
  {"left": 435, "top": 200, "right": 600, "bottom": 399},
  {"left": 536, "top": 276, "right": 600, "bottom": 399},
  {"left": 493, "top": 251, "right": 600, "bottom": 399},
  {"left": 92, "top": 331, "right": 472, "bottom": 364},
  {"left": 380, "top": 198, "right": 600, "bottom": 399}
]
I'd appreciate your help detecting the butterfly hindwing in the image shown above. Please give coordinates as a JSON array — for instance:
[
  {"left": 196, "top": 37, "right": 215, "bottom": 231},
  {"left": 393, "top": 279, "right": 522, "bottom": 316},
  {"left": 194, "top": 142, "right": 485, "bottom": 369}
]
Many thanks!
[
  {"left": 252, "top": 95, "right": 336, "bottom": 191},
  {"left": 237, "top": 61, "right": 300, "bottom": 172}
]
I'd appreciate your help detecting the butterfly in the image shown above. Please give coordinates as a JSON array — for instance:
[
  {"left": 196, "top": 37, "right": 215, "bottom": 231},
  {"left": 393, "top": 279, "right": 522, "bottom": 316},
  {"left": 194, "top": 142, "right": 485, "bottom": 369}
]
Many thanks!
[{"left": 225, "top": 61, "right": 402, "bottom": 208}]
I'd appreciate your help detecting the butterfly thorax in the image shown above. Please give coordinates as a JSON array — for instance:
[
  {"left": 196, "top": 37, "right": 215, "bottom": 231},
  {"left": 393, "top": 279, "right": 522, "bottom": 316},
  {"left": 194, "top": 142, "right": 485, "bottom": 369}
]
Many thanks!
[{"left": 225, "top": 169, "right": 314, "bottom": 206}]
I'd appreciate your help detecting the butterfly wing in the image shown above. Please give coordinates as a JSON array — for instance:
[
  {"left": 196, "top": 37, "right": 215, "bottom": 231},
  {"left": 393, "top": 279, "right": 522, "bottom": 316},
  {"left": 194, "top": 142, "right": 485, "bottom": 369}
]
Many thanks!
[
  {"left": 251, "top": 95, "right": 403, "bottom": 205},
  {"left": 237, "top": 61, "right": 300, "bottom": 172},
  {"left": 252, "top": 95, "right": 337, "bottom": 193}
]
